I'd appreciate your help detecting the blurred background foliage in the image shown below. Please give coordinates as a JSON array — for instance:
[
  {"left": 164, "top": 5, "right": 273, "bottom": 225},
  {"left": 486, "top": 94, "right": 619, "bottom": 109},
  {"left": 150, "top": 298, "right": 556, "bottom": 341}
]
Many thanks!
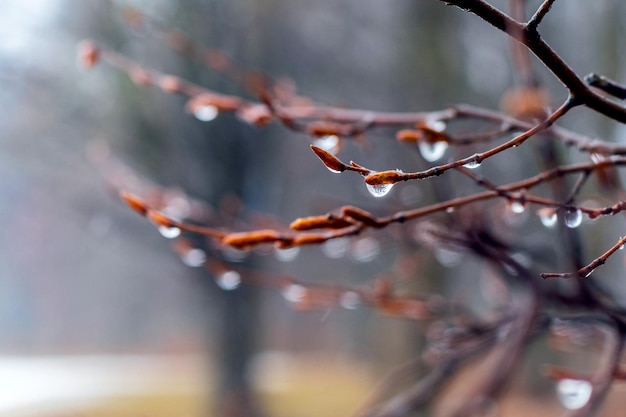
[{"left": 1, "top": 0, "right": 626, "bottom": 416}]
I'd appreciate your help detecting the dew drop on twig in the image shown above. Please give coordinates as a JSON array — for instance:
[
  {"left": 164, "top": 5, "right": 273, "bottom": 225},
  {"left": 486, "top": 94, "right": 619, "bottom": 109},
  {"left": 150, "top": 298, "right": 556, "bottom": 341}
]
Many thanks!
[
  {"left": 509, "top": 200, "right": 526, "bottom": 214},
  {"left": 158, "top": 226, "right": 181, "bottom": 239},
  {"left": 556, "top": 379, "right": 592, "bottom": 410},
  {"left": 194, "top": 104, "right": 219, "bottom": 122},
  {"left": 418, "top": 141, "right": 448, "bottom": 162},
  {"left": 366, "top": 182, "right": 394, "bottom": 198},
  {"left": 274, "top": 246, "right": 300, "bottom": 262},
  {"left": 313, "top": 135, "right": 340, "bottom": 154},
  {"left": 538, "top": 208, "right": 558, "bottom": 228},
  {"left": 215, "top": 270, "right": 241, "bottom": 291},
  {"left": 463, "top": 160, "right": 481, "bottom": 169},
  {"left": 564, "top": 208, "right": 583, "bottom": 229}
]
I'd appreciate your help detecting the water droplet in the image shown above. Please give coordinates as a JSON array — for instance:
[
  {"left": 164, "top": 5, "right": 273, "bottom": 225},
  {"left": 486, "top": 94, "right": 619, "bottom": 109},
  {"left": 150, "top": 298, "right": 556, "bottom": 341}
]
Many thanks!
[
  {"left": 418, "top": 141, "right": 448, "bottom": 162},
  {"left": 216, "top": 270, "right": 241, "bottom": 291},
  {"left": 509, "top": 200, "right": 526, "bottom": 214},
  {"left": 321, "top": 238, "right": 349, "bottom": 259},
  {"left": 274, "top": 246, "right": 300, "bottom": 262},
  {"left": 564, "top": 209, "right": 583, "bottom": 229},
  {"left": 556, "top": 379, "right": 592, "bottom": 410},
  {"left": 339, "top": 292, "right": 360, "bottom": 310},
  {"left": 350, "top": 237, "right": 380, "bottom": 263},
  {"left": 620, "top": 241, "right": 625, "bottom": 250},
  {"left": 538, "top": 209, "right": 558, "bottom": 228},
  {"left": 366, "top": 182, "right": 394, "bottom": 198},
  {"left": 313, "top": 135, "right": 340, "bottom": 154},
  {"left": 463, "top": 160, "right": 481, "bottom": 169},
  {"left": 282, "top": 284, "right": 306, "bottom": 303},
  {"left": 181, "top": 248, "right": 206, "bottom": 267},
  {"left": 158, "top": 226, "right": 181, "bottom": 239},
  {"left": 194, "top": 104, "right": 219, "bottom": 122},
  {"left": 446, "top": 207, "right": 455, "bottom": 214}
]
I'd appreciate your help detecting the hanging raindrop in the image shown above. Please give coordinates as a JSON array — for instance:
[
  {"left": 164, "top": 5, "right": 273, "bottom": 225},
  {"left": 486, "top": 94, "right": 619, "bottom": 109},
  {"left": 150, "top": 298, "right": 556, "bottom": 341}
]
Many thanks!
[
  {"left": 564, "top": 208, "right": 583, "bottom": 229},
  {"left": 463, "top": 160, "right": 481, "bottom": 169},
  {"left": 538, "top": 209, "right": 558, "bottom": 228},
  {"left": 418, "top": 141, "right": 448, "bottom": 162},
  {"left": 556, "top": 379, "right": 592, "bottom": 410},
  {"left": 274, "top": 246, "right": 300, "bottom": 262},
  {"left": 366, "top": 182, "right": 394, "bottom": 198},
  {"left": 158, "top": 226, "right": 181, "bottom": 239},
  {"left": 215, "top": 270, "right": 241, "bottom": 291},
  {"left": 194, "top": 104, "right": 219, "bottom": 122},
  {"left": 313, "top": 135, "right": 340, "bottom": 154},
  {"left": 509, "top": 200, "right": 526, "bottom": 214}
]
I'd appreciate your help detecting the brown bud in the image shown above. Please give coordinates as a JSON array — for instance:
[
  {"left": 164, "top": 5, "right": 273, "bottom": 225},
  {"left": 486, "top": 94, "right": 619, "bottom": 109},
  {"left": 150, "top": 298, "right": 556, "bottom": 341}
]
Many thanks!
[
  {"left": 415, "top": 121, "right": 450, "bottom": 144},
  {"left": 221, "top": 229, "right": 282, "bottom": 249},
  {"left": 290, "top": 215, "right": 354, "bottom": 231},
  {"left": 146, "top": 210, "right": 177, "bottom": 228},
  {"left": 308, "top": 121, "right": 343, "bottom": 137},
  {"left": 310, "top": 145, "right": 346, "bottom": 173},
  {"left": 500, "top": 86, "right": 550, "bottom": 120},
  {"left": 237, "top": 104, "right": 273, "bottom": 126},
  {"left": 78, "top": 40, "right": 99, "bottom": 68},
  {"left": 364, "top": 170, "right": 404, "bottom": 185},
  {"left": 396, "top": 129, "right": 422, "bottom": 143},
  {"left": 120, "top": 191, "right": 148, "bottom": 216},
  {"left": 292, "top": 233, "right": 332, "bottom": 246},
  {"left": 341, "top": 206, "right": 379, "bottom": 227},
  {"left": 159, "top": 75, "right": 182, "bottom": 94}
]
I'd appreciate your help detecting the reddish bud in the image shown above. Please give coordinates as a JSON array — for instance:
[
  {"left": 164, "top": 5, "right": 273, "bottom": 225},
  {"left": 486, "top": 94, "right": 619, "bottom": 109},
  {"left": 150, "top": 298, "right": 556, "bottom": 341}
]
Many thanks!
[
  {"left": 308, "top": 121, "right": 343, "bottom": 137},
  {"left": 500, "top": 87, "right": 550, "bottom": 120},
  {"left": 396, "top": 129, "right": 422, "bottom": 143},
  {"left": 237, "top": 104, "right": 273, "bottom": 126},
  {"left": 341, "top": 206, "right": 379, "bottom": 227},
  {"left": 310, "top": 145, "right": 346, "bottom": 173},
  {"left": 364, "top": 170, "right": 404, "bottom": 185},
  {"left": 159, "top": 75, "right": 182, "bottom": 94},
  {"left": 78, "top": 40, "right": 99, "bottom": 68},
  {"left": 221, "top": 229, "right": 282, "bottom": 249},
  {"left": 146, "top": 210, "right": 177, "bottom": 228},
  {"left": 290, "top": 215, "right": 354, "bottom": 231},
  {"left": 120, "top": 191, "right": 148, "bottom": 216}
]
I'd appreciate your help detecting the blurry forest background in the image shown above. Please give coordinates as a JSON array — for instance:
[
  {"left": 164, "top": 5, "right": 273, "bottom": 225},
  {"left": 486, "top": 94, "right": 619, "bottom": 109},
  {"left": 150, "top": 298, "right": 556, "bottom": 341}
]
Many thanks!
[{"left": 2, "top": 0, "right": 626, "bottom": 416}]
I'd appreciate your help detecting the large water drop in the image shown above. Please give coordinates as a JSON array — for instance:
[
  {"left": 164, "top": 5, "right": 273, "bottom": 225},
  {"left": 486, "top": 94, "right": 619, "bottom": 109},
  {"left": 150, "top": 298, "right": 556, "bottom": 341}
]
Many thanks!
[
  {"left": 538, "top": 209, "right": 558, "bottom": 228},
  {"left": 556, "top": 379, "right": 592, "bottom": 410},
  {"left": 274, "top": 246, "right": 300, "bottom": 262},
  {"left": 158, "top": 226, "right": 181, "bottom": 239},
  {"left": 509, "top": 200, "right": 526, "bottom": 214},
  {"left": 418, "top": 141, "right": 448, "bottom": 162},
  {"left": 216, "top": 270, "right": 241, "bottom": 291},
  {"left": 564, "top": 208, "right": 583, "bottom": 229},
  {"left": 366, "top": 182, "right": 394, "bottom": 198},
  {"left": 194, "top": 105, "right": 219, "bottom": 122},
  {"left": 463, "top": 160, "right": 481, "bottom": 169},
  {"left": 313, "top": 135, "right": 340, "bottom": 154}
]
